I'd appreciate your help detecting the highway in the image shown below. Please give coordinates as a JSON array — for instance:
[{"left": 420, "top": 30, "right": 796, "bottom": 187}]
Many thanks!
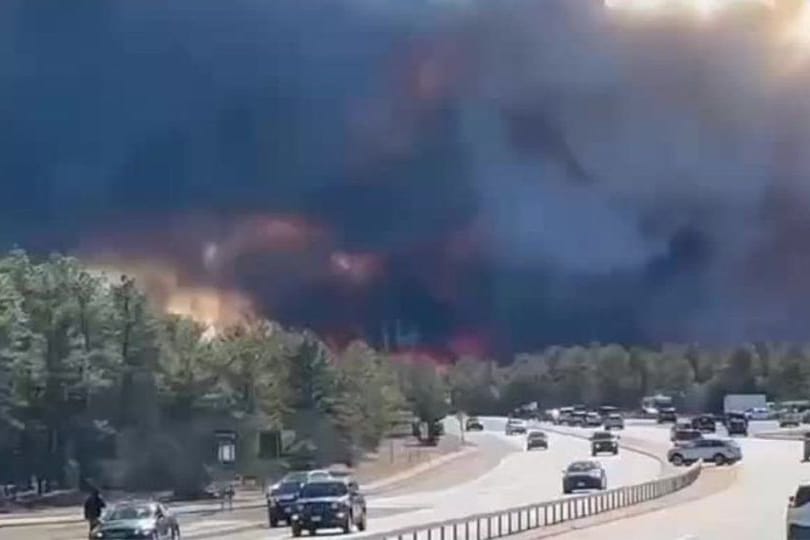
[
  {"left": 550, "top": 419, "right": 802, "bottom": 540},
  {"left": 3, "top": 416, "right": 661, "bottom": 540},
  {"left": 15, "top": 417, "right": 802, "bottom": 540},
  {"left": 197, "top": 416, "right": 660, "bottom": 540}
]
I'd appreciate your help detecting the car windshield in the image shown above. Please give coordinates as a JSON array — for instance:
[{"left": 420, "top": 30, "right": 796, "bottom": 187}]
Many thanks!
[
  {"left": 105, "top": 505, "right": 155, "bottom": 521},
  {"left": 274, "top": 482, "right": 301, "bottom": 494},
  {"left": 592, "top": 432, "right": 613, "bottom": 440},
  {"left": 300, "top": 482, "right": 348, "bottom": 498},
  {"left": 528, "top": 431, "right": 546, "bottom": 439},
  {"left": 283, "top": 472, "right": 309, "bottom": 484},
  {"left": 568, "top": 462, "right": 597, "bottom": 472}
]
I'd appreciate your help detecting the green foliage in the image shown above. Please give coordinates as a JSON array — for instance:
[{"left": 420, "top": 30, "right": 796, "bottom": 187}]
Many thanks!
[
  {"left": 398, "top": 361, "right": 449, "bottom": 422},
  {"left": 448, "top": 343, "right": 810, "bottom": 416},
  {"left": 0, "top": 249, "right": 448, "bottom": 492}
]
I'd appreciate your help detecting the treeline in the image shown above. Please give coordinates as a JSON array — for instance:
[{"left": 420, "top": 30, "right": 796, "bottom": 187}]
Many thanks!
[
  {"left": 0, "top": 250, "right": 447, "bottom": 496},
  {"left": 448, "top": 343, "right": 810, "bottom": 415}
]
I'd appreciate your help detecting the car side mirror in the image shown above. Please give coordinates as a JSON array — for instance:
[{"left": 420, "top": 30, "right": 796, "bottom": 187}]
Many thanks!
[{"left": 790, "top": 496, "right": 796, "bottom": 506}]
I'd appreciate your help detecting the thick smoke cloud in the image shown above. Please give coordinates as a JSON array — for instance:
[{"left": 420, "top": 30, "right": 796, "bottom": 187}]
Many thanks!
[{"left": 3, "top": 0, "right": 810, "bottom": 355}]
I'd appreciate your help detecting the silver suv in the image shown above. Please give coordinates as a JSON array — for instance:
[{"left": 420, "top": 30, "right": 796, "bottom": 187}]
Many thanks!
[
  {"left": 786, "top": 484, "right": 810, "bottom": 539},
  {"left": 667, "top": 438, "right": 741, "bottom": 466}
]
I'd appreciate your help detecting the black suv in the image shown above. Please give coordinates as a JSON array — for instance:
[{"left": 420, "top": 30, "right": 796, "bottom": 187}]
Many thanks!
[
  {"left": 691, "top": 414, "right": 716, "bottom": 433},
  {"left": 590, "top": 431, "right": 619, "bottom": 456},
  {"left": 291, "top": 479, "right": 367, "bottom": 536},
  {"left": 725, "top": 413, "right": 748, "bottom": 436},
  {"left": 267, "top": 479, "right": 304, "bottom": 527},
  {"left": 657, "top": 407, "right": 677, "bottom": 424},
  {"left": 465, "top": 416, "right": 484, "bottom": 431}
]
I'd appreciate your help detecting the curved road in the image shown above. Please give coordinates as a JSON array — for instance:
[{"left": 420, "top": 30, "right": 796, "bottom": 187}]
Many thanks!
[
  {"left": 219, "top": 416, "right": 660, "bottom": 540},
  {"left": 552, "top": 420, "right": 802, "bottom": 540},
  {"left": 3, "top": 417, "right": 664, "bottom": 540}
]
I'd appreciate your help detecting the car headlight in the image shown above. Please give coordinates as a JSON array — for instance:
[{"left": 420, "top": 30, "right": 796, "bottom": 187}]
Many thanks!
[
  {"left": 589, "top": 470, "right": 603, "bottom": 479},
  {"left": 331, "top": 502, "right": 340, "bottom": 509},
  {"left": 91, "top": 532, "right": 105, "bottom": 539},
  {"left": 135, "top": 528, "right": 155, "bottom": 538}
]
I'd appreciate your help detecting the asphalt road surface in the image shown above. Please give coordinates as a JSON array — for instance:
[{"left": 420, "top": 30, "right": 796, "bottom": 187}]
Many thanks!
[
  {"left": 164, "top": 416, "right": 659, "bottom": 540},
  {"left": 550, "top": 419, "right": 802, "bottom": 540},
  {"left": 0, "top": 417, "right": 667, "bottom": 540}
]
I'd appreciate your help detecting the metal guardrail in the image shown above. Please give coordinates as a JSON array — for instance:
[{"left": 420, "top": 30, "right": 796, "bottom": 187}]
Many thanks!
[{"left": 369, "top": 464, "right": 701, "bottom": 540}]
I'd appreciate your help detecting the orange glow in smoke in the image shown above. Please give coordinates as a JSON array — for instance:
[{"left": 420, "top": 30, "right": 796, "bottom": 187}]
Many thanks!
[{"left": 89, "top": 258, "right": 254, "bottom": 333}]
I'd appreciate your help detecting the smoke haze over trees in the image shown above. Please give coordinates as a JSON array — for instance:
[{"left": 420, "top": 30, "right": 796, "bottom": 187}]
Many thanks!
[
  {"left": 0, "top": 250, "right": 447, "bottom": 494},
  {"left": 3, "top": 1, "right": 810, "bottom": 353}
]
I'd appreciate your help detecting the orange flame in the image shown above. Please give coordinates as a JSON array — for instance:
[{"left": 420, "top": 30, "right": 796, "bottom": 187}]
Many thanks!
[{"left": 88, "top": 257, "right": 255, "bottom": 333}]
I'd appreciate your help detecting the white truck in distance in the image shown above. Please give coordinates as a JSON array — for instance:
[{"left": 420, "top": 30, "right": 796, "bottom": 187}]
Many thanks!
[{"left": 723, "top": 394, "right": 767, "bottom": 417}]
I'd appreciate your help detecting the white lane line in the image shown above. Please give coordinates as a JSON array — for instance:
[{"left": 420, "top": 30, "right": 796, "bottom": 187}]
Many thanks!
[{"left": 673, "top": 535, "right": 699, "bottom": 540}]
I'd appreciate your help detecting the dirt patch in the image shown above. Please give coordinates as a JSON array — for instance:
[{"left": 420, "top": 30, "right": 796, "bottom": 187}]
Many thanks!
[{"left": 350, "top": 434, "right": 465, "bottom": 486}]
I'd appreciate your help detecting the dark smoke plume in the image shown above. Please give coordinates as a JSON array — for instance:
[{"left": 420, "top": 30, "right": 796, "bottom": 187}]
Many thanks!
[{"left": 3, "top": 0, "right": 810, "bottom": 355}]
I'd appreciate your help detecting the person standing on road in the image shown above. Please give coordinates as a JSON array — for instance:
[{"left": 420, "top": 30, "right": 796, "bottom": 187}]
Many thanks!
[{"left": 83, "top": 489, "right": 106, "bottom": 532}]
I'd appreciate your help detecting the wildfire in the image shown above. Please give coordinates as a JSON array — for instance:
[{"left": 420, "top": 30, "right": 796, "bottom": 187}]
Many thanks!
[{"left": 88, "top": 258, "right": 254, "bottom": 334}]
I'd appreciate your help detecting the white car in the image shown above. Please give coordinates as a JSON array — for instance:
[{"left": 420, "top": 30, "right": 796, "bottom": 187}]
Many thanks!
[
  {"left": 786, "top": 484, "right": 810, "bottom": 539},
  {"left": 667, "top": 438, "right": 742, "bottom": 466},
  {"left": 746, "top": 407, "right": 770, "bottom": 421},
  {"left": 505, "top": 418, "right": 528, "bottom": 435}
]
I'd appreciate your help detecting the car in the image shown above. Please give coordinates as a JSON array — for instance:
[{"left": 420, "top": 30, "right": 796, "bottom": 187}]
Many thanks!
[
  {"left": 725, "top": 412, "right": 749, "bottom": 436},
  {"left": 603, "top": 413, "right": 624, "bottom": 430},
  {"left": 465, "top": 416, "right": 484, "bottom": 431},
  {"left": 746, "top": 407, "right": 770, "bottom": 421},
  {"left": 505, "top": 418, "right": 528, "bottom": 435},
  {"left": 671, "top": 428, "right": 703, "bottom": 445},
  {"left": 590, "top": 431, "right": 619, "bottom": 456},
  {"left": 290, "top": 479, "right": 367, "bottom": 536},
  {"left": 280, "top": 471, "right": 310, "bottom": 485},
  {"left": 585, "top": 412, "right": 602, "bottom": 427},
  {"left": 267, "top": 479, "right": 304, "bottom": 527},
  {"left": 657, "top": 407, "right": 677, "bottom": 424},
  {"left": 786, "top": 484, "right": 810, "bottom": 539},
  {"left": 598, "top": 405, "right": 619, "bottom": 418},
  {"left": 307, "top": 469, "right": 333, "bottom": 482},
  {"left": 669, "top": 421, "right": 695, "bottom": 441},
  {"left": 691, "top": 414, "right": 716, "bottom": 433},
  {"left": 562, "top": 461, "right": 607, "bottom": 494},
  {"left": 526, "top": 430, "right": 548, "bottom": 450},
  {"left": 556, "top": 407, "right": 574, "bottom": 425},
  {"left": 781, "top": 412, "right": 803, "bottom": 428},
  {"left": 667, "top": 438, "right": 742, "bottom": 466},
  {"left": 569, "top": 411, "right": 587, "bottom": 427},
  {"left": 90, "top": 501, "right": 180, "bottom": 540}
]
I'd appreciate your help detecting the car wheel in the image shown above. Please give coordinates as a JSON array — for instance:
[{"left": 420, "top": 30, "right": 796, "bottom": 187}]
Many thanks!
[
  {"left": 601, "top": 477, "right": 607, "bottom": 490},
  {"left": 342, "top": 513, "right": 352, "bottom": 534},
  {"left": 270, "top": 517, "right": 279, "bottom": 528},
  {"left": 713, "top": 453, "right": 726, "bottom": 466},
  {"left": 171, "top": 527, "right": 180, "bottom": 539},
  {"left": 671, "top": 453, "right": 684, "bottom": 466},
  {"left": 292, "top": 525, "right": 303, "bottom": 537},
  {"left": 309, "top": 528, "right": 318, "bottom": 536}
]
